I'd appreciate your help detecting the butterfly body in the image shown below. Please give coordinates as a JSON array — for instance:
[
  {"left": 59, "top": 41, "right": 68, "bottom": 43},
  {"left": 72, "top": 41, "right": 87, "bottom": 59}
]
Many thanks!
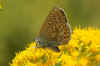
[{"left": 35, "top": 7, "right": 71, "bottom": 52}]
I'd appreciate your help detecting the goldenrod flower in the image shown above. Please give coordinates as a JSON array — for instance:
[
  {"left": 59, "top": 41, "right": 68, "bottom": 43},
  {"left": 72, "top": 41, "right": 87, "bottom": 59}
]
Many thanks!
[
  {"left": 95, "top": 54, "right": 100, "bottom": 63},
  {"left": 10, "top": 27, "right": 100, "bottom": 66},
  {"left": 79, "top": 57, "right": 90, "bottom": 66}
]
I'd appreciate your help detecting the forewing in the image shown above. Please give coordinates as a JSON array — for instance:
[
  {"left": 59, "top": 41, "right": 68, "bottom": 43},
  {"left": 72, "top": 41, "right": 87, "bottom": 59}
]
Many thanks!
[{"left": 39, "top": 7, "right": 71, "bottom": 45}]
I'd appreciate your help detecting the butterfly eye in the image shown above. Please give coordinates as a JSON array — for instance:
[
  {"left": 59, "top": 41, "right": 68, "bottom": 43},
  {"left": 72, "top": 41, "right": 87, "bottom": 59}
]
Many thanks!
[
  {"left": 37, "top": 40, "right": 40, "bottom": 44},
  {"left": 35, "top": 38, "right": 40, "bottom": 45}
]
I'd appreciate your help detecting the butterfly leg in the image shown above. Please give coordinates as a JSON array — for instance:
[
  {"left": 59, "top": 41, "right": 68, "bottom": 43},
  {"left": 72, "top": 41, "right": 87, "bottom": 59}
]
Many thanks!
[{"left": 49, "top": 46, "right": 60, "bottom": 52}]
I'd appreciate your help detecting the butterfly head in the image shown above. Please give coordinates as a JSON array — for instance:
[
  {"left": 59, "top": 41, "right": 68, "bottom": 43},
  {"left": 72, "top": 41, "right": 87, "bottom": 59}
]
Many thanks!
[
  {"left": 35, "top": 37, "right": 47, "bottom": 47},
  {"left": 35, "top": 37, "right": 42, "bottom": 47},
  {"left": 35, "top": 38, "right": 40, "bottom": 45}
]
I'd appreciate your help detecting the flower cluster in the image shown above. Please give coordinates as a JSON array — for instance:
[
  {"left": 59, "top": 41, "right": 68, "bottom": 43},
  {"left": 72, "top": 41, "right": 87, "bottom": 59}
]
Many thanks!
[{"left": 10, "top": 27, "right": 100, "bottom": 66}]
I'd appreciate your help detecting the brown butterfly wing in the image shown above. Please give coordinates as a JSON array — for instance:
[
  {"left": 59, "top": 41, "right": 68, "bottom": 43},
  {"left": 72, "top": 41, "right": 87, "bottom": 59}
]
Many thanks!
[{"left": 39, "top": 7, "right": 71, "bottom": 46}]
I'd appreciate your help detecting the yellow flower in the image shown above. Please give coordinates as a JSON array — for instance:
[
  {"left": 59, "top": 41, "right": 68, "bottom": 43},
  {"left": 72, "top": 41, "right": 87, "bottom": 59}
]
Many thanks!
[
  {"left": 71, "top": 50, "right": 79, "bottom": 58},
  {"left": 25, "top": 61, "right": 37, "bottom": 66},
  {"left": 10, "top": 27, "right": 100, "bottom": 66},
  {"left": 79, "top": 57, "right": 91, "bottom": 66},
  {"left": 89, "top": 43, "right": 98, "bottom": 53},
  {"left": 60, "top": 54, "right": 77, "bottom": 66},
  {"left": 95, "top": 54, "right": 100, "bottom": 63}
]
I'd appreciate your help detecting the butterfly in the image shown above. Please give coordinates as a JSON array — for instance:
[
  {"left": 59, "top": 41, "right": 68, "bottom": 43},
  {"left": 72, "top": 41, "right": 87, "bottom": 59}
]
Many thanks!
[{"left": 35, "top": 7, "right": 72, "bottom": 52}]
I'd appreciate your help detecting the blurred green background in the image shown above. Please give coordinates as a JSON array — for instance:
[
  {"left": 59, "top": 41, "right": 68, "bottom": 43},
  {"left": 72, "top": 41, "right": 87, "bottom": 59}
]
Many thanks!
[{"left": 0, "top": 0, "right": 100, "bottom": 66}]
